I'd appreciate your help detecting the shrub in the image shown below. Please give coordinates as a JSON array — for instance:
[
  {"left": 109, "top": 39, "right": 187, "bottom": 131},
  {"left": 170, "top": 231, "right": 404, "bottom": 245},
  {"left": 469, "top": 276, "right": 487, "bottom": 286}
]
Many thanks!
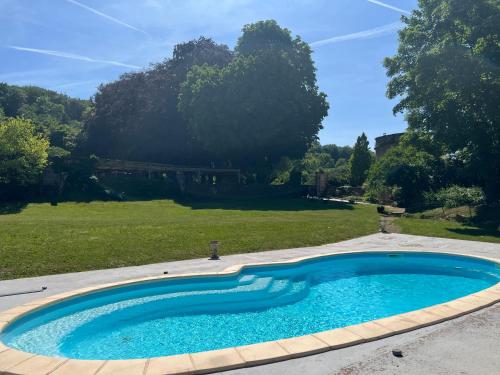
[
  {"left": 365, "top": 145, "right": 436, "bottom": 209},
  {"left": 435, "top": 185, "right": 486, "bottom": 216},
  {"left": 0, "top": 117, "right": 49, "bottom": 187},
  {"left": 336, "top": 185, "right": 353, "bottom": 197}
]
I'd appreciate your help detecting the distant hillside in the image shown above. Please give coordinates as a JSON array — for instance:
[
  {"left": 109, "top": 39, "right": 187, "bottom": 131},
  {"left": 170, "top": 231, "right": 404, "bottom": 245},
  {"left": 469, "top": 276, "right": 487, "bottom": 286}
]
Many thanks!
[{"left": 0, "top": 83, "right": 90, "bottom": 153}]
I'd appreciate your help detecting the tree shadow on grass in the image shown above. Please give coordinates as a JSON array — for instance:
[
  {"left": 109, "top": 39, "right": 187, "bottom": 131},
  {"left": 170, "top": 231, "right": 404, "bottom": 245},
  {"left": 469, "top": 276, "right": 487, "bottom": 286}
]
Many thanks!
[
  {"left": 446, "top": 225, "right": 500, "bottom": 239},
  {"left": 0, "top": 194, "right": 356, "bottom": 213},
  {"left": 173, "top": 196, "right": 355, "bottom": 211},
  {"left": 0, "top": 201, "right": 28, "bottom": 215}
]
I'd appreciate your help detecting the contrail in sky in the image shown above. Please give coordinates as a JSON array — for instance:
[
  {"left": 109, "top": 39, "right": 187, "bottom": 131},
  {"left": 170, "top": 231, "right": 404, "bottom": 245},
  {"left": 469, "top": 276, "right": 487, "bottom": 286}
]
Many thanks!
[
  {"left": 65, "top": 0, "right": 150, "bottom": 36},
  {"left": 7, "top": 45, "right": 141, "bottom": 69},
  {"left": 311, "top": 22, "right": 401, "bottom": 47},
  {"left": 367, "top": 0, "right": 411, "bottom": 15}
]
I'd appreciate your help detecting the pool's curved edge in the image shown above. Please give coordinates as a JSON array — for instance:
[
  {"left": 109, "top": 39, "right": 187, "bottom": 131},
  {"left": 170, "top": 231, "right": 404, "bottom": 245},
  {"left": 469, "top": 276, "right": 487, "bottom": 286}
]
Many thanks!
[{"left": 0, "top": 250, "right": 498, "bottom": 375}]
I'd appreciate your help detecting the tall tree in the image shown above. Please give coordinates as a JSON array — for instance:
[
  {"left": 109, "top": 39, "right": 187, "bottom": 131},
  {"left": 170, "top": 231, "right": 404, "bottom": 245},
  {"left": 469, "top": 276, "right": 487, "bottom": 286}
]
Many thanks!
[
  {"left": 349, "top": 133, "right": 372, "bottom": 186},
  {"left": 384, "top": 0, "right": 500, "bottom": 200},
  {"left": 179, "top": 20, "right": 329, "bottom": 180},
  {"left": 82, "top": 37, "right": 232, "bottom": 164}
]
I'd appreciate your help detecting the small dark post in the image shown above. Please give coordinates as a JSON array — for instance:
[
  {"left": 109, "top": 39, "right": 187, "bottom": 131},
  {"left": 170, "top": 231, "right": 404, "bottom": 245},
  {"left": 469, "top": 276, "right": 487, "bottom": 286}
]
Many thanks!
[
  {"left": 209, "top": 240, "right": 220, "bottom": 260},
  {"left": 392, "top": 349, "right": 403, "bottom": 357}
]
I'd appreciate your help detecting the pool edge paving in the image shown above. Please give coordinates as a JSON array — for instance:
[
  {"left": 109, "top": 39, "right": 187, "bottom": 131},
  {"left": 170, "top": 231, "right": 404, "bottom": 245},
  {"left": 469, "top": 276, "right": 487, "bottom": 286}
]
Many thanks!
[{"left": 0, "top": 249, "right": 499, "bottom": 375}]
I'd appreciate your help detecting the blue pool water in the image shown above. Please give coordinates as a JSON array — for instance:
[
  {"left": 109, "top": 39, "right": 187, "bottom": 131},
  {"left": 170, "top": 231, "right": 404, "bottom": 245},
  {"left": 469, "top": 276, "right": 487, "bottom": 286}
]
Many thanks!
[{"left": 1, "top": 252, "right": 499, "bottom": 359}]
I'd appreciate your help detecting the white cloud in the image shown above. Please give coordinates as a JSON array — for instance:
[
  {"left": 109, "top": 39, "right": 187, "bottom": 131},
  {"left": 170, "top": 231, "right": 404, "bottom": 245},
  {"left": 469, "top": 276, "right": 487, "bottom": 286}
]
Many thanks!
[
  {"left": 65, "top": 0, "right": 150, "bottom": 36},
  {"left": 311, "top": 22, "right": 401, "bottom": 47},
  {"left": 6, "top": 45, "right": 142, "bottom": 69},
  {"left": 367, "top": 0, "right": 411, "bottom": 15}
]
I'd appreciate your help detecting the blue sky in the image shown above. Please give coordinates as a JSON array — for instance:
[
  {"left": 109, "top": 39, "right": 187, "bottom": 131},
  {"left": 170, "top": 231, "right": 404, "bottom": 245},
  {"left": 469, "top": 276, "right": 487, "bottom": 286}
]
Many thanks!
[{"left": 0, "top": 0, "right": 417, "bottom": 147}]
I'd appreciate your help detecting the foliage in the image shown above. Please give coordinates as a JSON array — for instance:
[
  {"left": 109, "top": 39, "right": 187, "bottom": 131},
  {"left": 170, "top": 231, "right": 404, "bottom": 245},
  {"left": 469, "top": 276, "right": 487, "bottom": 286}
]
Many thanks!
[
  {"left": 349, "top": 132, "right": 373, "bottom": 186},
  {"left": 0, "top": 117, "right": 49, "bottom": 187},
  {"left": 328, "top": 159, "right": 351, "bottom": 186},
  {"left": 320, "top": 144, "right": 353, "bottom": 162},
  {"left": 269, "top": 142, "right": 352, "bottom": 186},
  {"left": 435, "top": 185, "right": 486, "bottom": 211},
  {"left": 384, "top": 0, "right": 500, "bottom": 201},
  {"left": 292, "top": 142, "right": 352, "bottom": 185},
  {"left": 0, "top": 83, "right": 89, "bottom": 197},
  {"left": 0, "top": 83, "right": 89, "bottom": 153},
  {"left": 269, "top": 157, "right": 295, "bottom": 185},
  {"left": 83, "top": 37, "right": 232, "bottom": 164},
  {"left": 300, "top": 143, "right": 334, "bottom": 184},
  {"left": 365, "top": 144, "right": 436, "bottom": 208},
  {"left": 398, "top": 130, "right": 443, "bottom": 158},
  {"left": 179, "top": 20, "right": 329, "bottom": 180}
]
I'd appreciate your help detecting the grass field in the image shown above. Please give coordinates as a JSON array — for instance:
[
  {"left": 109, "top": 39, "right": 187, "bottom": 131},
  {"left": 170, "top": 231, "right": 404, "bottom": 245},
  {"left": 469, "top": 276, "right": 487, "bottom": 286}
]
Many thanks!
[
  {"left": 0, "top": 198, "right": 379, "bottom": 280},
  {"left": 396, "top": 217, "right": 500, "bottom": 244}
]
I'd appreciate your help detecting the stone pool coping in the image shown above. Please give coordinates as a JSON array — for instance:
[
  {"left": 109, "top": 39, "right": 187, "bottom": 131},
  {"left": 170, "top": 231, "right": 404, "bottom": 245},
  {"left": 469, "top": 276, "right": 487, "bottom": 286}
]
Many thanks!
[{"left": 0, "top": 250, "right": 499, "bottom": 375}]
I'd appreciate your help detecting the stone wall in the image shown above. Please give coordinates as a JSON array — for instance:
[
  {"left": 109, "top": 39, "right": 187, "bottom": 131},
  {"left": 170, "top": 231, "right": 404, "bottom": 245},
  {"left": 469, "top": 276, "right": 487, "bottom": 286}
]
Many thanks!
[{"left": 374, "top": 133, "right": 404, "bottom": 159}]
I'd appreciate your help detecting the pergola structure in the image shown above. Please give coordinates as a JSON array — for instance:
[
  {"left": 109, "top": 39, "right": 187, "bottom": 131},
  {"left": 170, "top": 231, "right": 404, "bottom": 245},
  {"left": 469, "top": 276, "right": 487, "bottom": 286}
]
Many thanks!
[{"left": 95, "top": 159, "right": 241, "bottom": 187}]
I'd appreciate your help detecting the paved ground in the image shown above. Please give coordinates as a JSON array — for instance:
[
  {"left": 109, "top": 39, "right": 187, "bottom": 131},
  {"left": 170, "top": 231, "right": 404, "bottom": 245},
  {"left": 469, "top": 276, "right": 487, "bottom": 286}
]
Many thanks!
[{"left": 1, "top": 233, "right": 499, "bottom": 374}]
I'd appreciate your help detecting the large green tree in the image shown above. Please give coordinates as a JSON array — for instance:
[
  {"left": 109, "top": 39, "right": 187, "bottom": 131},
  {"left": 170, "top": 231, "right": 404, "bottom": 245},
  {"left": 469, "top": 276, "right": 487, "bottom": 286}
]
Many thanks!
[
  {"left": 0, "top": 117, "right": 49, "bottom": 187},
  {"left": 83, "top": 38, "right": 232, "bottom": 164},
  {"left": 365, "top": 143, "right": 437, "bottom": 208},
  {"left": 384, "top": 0, "right": 500, "bottom": 200},
  {"left": 349, "top": 132, "right": 372, "bottom": 186},
  {"left": 179, "top": 20, "right": 329, "bottom": 179}
]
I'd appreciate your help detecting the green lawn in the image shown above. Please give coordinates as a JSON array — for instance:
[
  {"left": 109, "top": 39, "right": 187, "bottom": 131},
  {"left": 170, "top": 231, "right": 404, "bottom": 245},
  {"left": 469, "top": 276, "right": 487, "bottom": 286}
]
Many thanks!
[
  {"left": 0, "top": 198, "right": 379, "bottom": 279},
  {"left": 396, "top": 217, "right": 500, "bottom": 244}
]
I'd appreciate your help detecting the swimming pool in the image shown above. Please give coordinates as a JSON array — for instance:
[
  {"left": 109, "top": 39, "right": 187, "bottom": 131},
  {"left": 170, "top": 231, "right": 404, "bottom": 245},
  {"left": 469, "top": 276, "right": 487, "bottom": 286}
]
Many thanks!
[{"left": 1, "top": 251, "right": 499, "bottom": 364}]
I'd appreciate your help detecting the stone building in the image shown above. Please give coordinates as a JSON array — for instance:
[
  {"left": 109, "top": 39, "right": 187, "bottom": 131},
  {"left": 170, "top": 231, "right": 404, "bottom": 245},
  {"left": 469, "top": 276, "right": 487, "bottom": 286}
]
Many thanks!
[{"left": 374, "top": 133, "right": 404, "bottom": 159}]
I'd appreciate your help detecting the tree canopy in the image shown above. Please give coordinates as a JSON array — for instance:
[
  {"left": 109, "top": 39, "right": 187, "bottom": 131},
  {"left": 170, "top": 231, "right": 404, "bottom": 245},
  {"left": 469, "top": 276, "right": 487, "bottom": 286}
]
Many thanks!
[
  {"left": 296, "top": 142, "right": 352, "bottom": 185},
  {"left": 384, "top": 0, "right": 500, "bottom": 200},
  {"left": 178, "top": 20, "right": 329, "bottom": 179},
  {"left": 0, "top": 117, "right": 49, "bottom": 188},
  {"left": 82, "top": 37, "right": 232, "bottom": 164}
]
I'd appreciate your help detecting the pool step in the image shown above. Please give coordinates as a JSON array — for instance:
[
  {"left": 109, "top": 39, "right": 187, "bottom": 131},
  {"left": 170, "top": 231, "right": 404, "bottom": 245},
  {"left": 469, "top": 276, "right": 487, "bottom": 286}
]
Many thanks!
[
  {"left": 162, "top": 276, "right": 276, "bottom": 309},
  {"left": 136, "top": 276, "right": 308, "bottom": 317},
  {"left": 62, "top": 276, "right": 311, "bottom": 341},
  {"left": 238, "top": 274, "right": 257, "bottom": 284},
  {"left": 212, "top": 278, "right": 309, "bottom": 314},
  {"left": 66, "top": 275, "right": 312, "bottom": 335},
  {"left": 272, "top": 278, "right": 310, "bottom": 306},
  {"left": 84, "top": 274, "right": 260, "bottom": 310}
]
